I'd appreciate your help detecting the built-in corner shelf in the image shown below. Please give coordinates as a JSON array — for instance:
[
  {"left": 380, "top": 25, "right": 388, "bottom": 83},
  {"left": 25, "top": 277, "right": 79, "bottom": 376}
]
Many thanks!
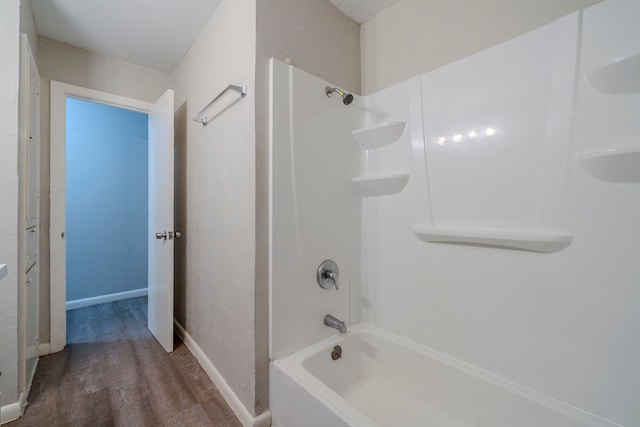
[
  {"left": 577, "top": 148, "right": 640, "bottom": 182},
  {"left": 585, "top": 54, "right": 640, "bottom": 94},
  {"left": 352, "top": 121, "right": 407, "bottom": 149},
  {"left": 412, "top": 224, "right": 572, "bottom": 253},
  {"left": 352, "top": 174, "right": 409, "bottom": 197},
  {"left": 0, "top": 264, "right": 7, "bottom": 281}
]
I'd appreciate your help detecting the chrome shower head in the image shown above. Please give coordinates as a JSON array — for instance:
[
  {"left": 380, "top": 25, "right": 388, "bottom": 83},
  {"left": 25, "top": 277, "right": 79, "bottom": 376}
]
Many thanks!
[{"left": 326, "top": 87, "right": 354, "bottom": 105}]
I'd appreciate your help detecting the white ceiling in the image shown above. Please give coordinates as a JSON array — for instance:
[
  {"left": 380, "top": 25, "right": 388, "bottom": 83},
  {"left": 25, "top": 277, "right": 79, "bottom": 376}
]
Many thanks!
[
  {"left": 327, "top": 0, "right": 400, "bottom": 23},
  {"left": 30, "top": 0, "right": 223, "bottom": 73},
  {"left": 29, "top": 0, "right": 398, "bottom": 74}
]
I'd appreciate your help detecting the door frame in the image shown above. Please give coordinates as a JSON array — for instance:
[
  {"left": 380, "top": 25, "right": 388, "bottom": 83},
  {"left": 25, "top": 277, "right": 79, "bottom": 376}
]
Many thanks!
[
  {"left": 49, "top": 81, "right": 152, "bottom": 352},
  {"left": 18, "top": 33, "right": 40, "bottom": 399}
]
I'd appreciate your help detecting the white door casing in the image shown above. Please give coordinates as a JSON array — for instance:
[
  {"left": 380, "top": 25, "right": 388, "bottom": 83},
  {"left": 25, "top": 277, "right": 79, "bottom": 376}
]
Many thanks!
[
  {"left": 147, "top": 89, "right": 175, "bottom": 353},
  {"left": 50, "top": 82, "right": 176, "bottom": 353}
]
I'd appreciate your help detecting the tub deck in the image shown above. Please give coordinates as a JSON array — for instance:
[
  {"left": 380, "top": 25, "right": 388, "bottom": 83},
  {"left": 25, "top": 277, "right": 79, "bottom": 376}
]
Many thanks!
[{"left": 271, "top": 323, "right": 619, "bottom": 427}]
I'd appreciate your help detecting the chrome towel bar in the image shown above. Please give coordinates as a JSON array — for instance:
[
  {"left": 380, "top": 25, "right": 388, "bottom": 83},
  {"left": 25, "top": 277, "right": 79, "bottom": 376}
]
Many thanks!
[{"left": 193, "top": 84, "right": 247, "bottom": 126}]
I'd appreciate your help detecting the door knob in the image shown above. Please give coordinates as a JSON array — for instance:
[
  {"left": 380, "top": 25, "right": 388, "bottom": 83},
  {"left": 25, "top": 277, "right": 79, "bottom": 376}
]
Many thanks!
[
  {"left": 167, "top": 231, "right": 182, "bottom": 240},
  {"left": 156, "top": 231, "right": 181, "bottom": 240}
]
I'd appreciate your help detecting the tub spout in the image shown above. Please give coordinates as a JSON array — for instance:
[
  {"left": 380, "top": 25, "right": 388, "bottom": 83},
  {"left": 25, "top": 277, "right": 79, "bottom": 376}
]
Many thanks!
[{"left": 324, "top": 314, "right": 347, "bottom": 334}]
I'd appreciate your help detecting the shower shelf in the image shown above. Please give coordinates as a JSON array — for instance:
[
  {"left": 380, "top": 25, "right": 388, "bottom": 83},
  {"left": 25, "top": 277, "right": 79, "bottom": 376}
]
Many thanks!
[
  {"left": 577, "top": 148, "right": 640, "bottom": 182},
  {"left": 585, "top": 54, "right": 640, "bottom": 94},
  {"left": 352, "top": 174, "right": 409, "bottom": 197},
  {"left": 412, "top": 225, "right": 572, "bottom": 253},
  {"left": 0, "top": 264, "right": 6, "bottom": 281},
  {"left": 352, "top": 121, "right": 407, "bottom": 149}
]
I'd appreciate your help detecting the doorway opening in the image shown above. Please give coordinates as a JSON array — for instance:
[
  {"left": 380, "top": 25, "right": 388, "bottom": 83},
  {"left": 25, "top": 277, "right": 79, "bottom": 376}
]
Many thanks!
[
  {"left": 65, "top": 98, "right": 149, "bottom": 313},
  {"left": 50, "top": 81, "right": 176, "bottom": 354}
]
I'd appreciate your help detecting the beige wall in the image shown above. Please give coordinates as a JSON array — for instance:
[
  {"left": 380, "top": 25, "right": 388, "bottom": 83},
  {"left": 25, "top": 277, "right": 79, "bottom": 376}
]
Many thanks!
[
  {"left": 257, "top": 0, "right": 361, "bottom": 94},
  {"left": 1, "top": 0, "right": 40, "bottom": 408},
  {"left": 361, "top": 0, "right": 602, "bottom": 94},
  {"left": 36, "top": 36, "right": 173, "bottom": 344},
  {"left": 0, "top": 0, "right": 20, "bottom": 407},
  {"left": 38, "top": 36, "right": 173, "bottom": 102},
  {"left": 173, "top": 0, "right": 265, "bottom": 418}
]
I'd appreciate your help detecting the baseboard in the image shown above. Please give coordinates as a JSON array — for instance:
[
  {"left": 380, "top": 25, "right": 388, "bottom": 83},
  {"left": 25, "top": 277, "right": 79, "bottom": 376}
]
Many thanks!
[
  {"left": 0, "top": 392, "right": 25, "bottom": 425},
  {"left": 38, "top": 342, "right": 51, "bottom": 356},
  {"left": 173, "top": 320, "right": 271, "bottom": 427},
  {"left": 66, "top": 288, "right": 148, "bottom": 311}
]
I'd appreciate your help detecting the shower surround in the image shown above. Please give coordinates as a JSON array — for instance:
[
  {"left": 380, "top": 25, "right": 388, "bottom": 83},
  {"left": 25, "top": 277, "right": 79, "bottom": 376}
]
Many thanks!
[{"left": 269, "top": 0, "right": 640, "bottom": 425}]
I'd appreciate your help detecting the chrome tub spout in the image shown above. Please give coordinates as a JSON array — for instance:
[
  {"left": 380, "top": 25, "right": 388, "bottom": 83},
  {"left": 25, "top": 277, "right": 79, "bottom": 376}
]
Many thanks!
[{"left": 324, "top": 314, "right": 347, "bottom": 334}]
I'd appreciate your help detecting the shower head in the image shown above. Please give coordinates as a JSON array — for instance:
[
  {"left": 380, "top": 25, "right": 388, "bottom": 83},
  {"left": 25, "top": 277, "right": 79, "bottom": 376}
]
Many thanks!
[{"left": 326, "top": 87, "right": 354, "bottom": 105}]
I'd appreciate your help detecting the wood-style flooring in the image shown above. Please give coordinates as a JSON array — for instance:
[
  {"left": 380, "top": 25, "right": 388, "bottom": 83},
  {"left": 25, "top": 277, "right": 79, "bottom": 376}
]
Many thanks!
[{"left": 7, "top": 297, "right": 241, "bottom": 427}]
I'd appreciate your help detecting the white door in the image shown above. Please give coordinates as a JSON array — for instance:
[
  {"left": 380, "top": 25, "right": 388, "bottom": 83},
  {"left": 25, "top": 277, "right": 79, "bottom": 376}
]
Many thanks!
[{"left": 148, "top": 89, "right": 175, "bottom": 353}]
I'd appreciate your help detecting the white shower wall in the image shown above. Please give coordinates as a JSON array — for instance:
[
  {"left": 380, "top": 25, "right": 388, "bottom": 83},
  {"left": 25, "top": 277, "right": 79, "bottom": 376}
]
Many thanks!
[
  {"left": 356, "top": 2, "right": 640, "bottom": 425},
  {"left": 269, "top": 59, "right": 356, "bottom": 360}
]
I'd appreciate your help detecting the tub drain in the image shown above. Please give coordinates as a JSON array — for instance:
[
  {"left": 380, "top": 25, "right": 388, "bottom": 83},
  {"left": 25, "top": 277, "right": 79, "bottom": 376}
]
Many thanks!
[{"left": 331, "top": 345, "right": 342, "bottom": 361}]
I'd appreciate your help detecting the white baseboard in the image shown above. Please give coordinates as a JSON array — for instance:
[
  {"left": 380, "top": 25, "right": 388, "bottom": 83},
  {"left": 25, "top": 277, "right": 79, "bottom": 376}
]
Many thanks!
[
  {"left": 66, "top": 288, "right": 148, "bottom": 311},
  {"left": 173, "top": 320, "right": 271, "bottom": 427},
  {"left": 38, "top": 343, "right": 51, "bottom": 356},
  {"left": 0, "top": 392, "right": 25, "bottom": 425}
]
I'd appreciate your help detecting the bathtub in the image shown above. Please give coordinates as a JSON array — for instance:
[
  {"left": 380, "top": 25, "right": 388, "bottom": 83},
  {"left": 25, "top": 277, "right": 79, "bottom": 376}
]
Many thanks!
[{"left": 270, "top": 323, "right": 618, "bottom": 427}]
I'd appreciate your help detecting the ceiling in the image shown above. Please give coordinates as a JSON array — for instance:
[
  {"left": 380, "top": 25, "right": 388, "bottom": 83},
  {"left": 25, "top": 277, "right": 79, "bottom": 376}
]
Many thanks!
[
  {"left": 328, "top": 0, "right": 399, "bottom": 23},
  {"left": 30, "top": 0, "right": 223, "bottom": 73},
  {"left": 29, "top": 0, "right": 397, "bottom": 74}
]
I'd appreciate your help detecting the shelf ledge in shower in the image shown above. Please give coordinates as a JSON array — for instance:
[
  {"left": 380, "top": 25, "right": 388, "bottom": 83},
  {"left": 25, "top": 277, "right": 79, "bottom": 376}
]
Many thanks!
[
  {"left": 585, "top": 54, "right": 640, "bottom": 94},
  {"left": 0, "top": 264, "right": 7, "bottom": 281},
  {"left": 352, "top": 174, "right": 409, "bottom": 197},
  {"left": 577, "top": 147, "right": 640, "bottom": 182},
  {"left": 352, "top": 121, "right": 407, "bottom": 149},
  {"left": 412, "top": 225, "right": 572, "bottom": 253}
]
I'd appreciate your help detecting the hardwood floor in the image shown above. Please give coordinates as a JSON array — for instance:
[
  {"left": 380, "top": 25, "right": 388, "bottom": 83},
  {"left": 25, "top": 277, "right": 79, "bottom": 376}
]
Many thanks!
[{"left": 7, "top": 297, "right": 242, "bottom": 427}]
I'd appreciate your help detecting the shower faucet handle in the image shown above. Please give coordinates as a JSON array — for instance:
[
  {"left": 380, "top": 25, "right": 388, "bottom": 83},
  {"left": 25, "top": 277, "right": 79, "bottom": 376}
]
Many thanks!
[
  {"left": 317, "top": 260, "right": 339, "bottom": 290},
  {"left": 326, "top": 270, "right": 339, "bottom": 290}
]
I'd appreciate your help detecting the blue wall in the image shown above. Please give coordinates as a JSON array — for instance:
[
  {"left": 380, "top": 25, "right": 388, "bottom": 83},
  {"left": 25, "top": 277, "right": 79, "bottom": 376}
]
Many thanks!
[{"left": 66, "top": 98, "right": 148, "bottom": 302}]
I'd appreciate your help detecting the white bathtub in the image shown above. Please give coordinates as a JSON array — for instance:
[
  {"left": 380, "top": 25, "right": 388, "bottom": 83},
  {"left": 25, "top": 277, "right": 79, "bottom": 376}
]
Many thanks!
[{"left": 270, "top": 323, "right": 619, "bottom": 427}]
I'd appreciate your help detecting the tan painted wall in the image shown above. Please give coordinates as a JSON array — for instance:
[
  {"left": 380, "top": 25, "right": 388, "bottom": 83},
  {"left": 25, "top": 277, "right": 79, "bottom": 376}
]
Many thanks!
[
  {"left": 256, "top": 0, "right": 361, "bottom": 94},
  {"left": 0, "top": 0, "right": 21, "bottom": 407},
  {"left": 36, "top": 36, "right": 173, "bottom": 344},
  {"left": 361, "top": 0, "right": 602, "bottom": 94},
  {"left": 173, "top": 0, "right": 264, "bottom": 417},
  {"left": 1, "top": 0, "right": 41, "bottom": 408}
]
